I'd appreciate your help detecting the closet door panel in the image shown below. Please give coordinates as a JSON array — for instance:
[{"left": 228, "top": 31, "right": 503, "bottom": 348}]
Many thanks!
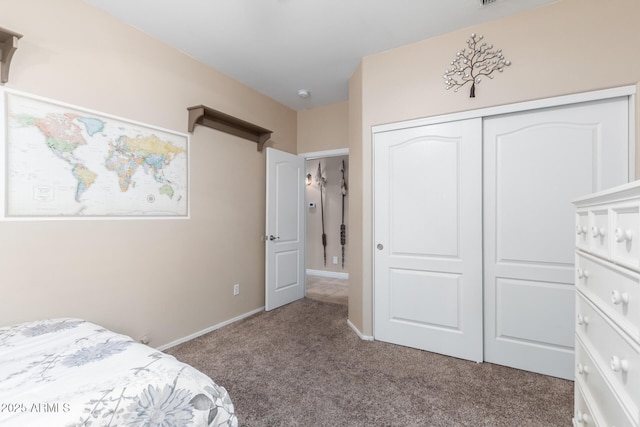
[
  {"left": 495, "top": 277, "right": 575, "bottom": 347},
  {"left": 495, "top": 124, "right": 593, "bottom": 265},
  {"left": 389, "top": 137, "right": 459, "bottom": 257},
  {"left": 484, "top": 97, "right": 629, "bottom": 379},
  {"left": 374, "top": 119, "right": 483, "bottom": 362}
]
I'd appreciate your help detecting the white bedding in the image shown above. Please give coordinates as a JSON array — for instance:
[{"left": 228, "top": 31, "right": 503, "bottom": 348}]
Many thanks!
[{"left": 0, "top": 318, "right": 237, "bottom": 427}]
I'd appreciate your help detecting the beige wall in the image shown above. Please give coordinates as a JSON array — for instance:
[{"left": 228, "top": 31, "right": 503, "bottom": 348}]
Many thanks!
[
  {"left": 349, "top": 0, "right": 640, "bottom": 335},
  {"left": 297, "top": 101, "right": 349, "bottom": 153},
  {"left": 305, "top": 156, "right": 348, "bottom": 273},
  {"left": 0, "top": 0, "right": 297, "bottom": 347}
]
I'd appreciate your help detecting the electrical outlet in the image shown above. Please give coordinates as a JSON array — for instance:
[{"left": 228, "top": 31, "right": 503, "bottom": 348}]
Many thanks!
[{"left": 233, "top": 284, "right": 240, "bottom": 296}]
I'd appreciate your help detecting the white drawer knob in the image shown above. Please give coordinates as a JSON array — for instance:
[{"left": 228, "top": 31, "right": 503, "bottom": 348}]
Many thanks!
[
  {"left": 610, "top": 355, "right": 629, "bottom": 373},
  {"left": 577, "top": 314, "right": 589, "bottom": 325},
  {"left": 577, "top": 268, "right": 590, "bottom": 279},
  {"left": 576, "top": 225, "right": 587, "bottom": 235},
  {"left": 591, "top": 226, "right": 605, "bottom": 238},
  {"left": 577, "top": 362, "right": 589, "bottom": 375},
  {"left": 611, "top": 290, "right": 629, "bottom": 305},
  {"left": 575, "top": 410, "right": 591, "bottom": 424},
  {"left": 615, "top": 227, "right": 633, "bottom": 243}
]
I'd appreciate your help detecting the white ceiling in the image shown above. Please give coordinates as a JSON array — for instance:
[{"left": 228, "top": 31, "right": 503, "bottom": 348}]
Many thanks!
[{"left": 84, "top": 0, "right": 556, "bottom": 111}]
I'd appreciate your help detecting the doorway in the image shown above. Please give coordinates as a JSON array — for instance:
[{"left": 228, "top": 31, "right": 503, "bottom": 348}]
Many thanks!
[{"left": 302, "top": 149, "right": 349, "bottom": 305}]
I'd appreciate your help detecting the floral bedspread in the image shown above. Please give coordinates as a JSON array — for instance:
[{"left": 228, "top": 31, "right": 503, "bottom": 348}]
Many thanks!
[{"left": 0, "top": 318, "right": 237, "bottom": 427}]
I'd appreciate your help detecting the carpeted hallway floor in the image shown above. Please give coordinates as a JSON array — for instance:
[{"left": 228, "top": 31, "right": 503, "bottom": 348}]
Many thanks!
[
  {"left": 166, "top": 299, "right": 573, "bottom": 426},
  {"left": 305, "top": 275, "right": 348, "bottom": 306}
]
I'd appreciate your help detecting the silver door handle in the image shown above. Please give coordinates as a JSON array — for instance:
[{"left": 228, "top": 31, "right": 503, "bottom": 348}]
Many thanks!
[
  {"left": 377, "top": 243, "right": 383, "bottom": 250},
  {"left": 268, "top": 235, "right": 280, "bottom": 241}
]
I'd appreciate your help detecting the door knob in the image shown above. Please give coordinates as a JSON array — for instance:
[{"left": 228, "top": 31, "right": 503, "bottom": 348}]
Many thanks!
[
  {"left": 577, "top": 268, "right": 590, "bottom": 279},
  {"left": 268, "top": 235, "right": 280, "bottom": 241},
  {"left": 577, "top": 362, "right": 589, "bottom": 375},
  {"left": 610, "top": 355, "right": 629, "bottom": 373},
  {"left": 575, "top": 410, "right": 590, "bottom": 424},
  {"left": 577, "top": 314, "right": 589, "bottom": 325},
  {"left": 376, "top": 243, "right": 384, "bottom": 250},
  {"left": 591, "top": 226, "right": 605, "bottom": 238},
  {"left": 615, "top": 227, "right": 633, "bottom": 242},
  {"left": 611, "top": 290, "right": 629, "bottom": 305}
]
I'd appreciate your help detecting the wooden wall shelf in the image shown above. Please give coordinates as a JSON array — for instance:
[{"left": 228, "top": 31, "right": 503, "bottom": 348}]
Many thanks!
[
  {"left": 187, "top": 105, "right": 272, "bottom": 152},
  {"left": 0, "top": 26, "right": 22, "bottom": 84}
]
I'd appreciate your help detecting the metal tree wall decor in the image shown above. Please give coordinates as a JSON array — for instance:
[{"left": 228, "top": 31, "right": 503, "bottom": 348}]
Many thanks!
[{"left": 443, "top": 33, "right": 511, "bottom": 98}]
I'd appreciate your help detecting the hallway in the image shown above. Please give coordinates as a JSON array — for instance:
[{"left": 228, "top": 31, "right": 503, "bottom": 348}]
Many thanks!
[{"left": 305, "top": 276, "right": 347, "bottom": 305}]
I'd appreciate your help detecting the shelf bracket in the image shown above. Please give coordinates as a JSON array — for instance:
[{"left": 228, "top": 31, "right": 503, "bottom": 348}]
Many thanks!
[
  {"left": 187, "top": 105, "right": 272, "bottom": 152},
  {"left": 0, "top": 26, "right": 23, "bottom": 84}
]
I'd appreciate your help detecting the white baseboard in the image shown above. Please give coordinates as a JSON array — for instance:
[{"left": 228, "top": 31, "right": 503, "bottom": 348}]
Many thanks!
[
  {"left": 347, "top": 319, "right": 374, "bottom": 341},
  {"left": 306, "top": 269, "right": 349, "bottom": 280},
  {"left": 157, "top": 306, "right": 264, "bottom": 351}
]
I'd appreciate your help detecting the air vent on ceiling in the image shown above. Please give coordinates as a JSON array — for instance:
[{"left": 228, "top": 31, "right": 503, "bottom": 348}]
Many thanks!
[{"left": 479, "top": 0, "right": 498, "bottom": 5}]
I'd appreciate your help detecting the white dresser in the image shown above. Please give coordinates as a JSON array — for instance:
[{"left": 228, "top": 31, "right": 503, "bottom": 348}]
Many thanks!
[{"left": 573, "top": 182, "right": 640, "bottom": 427}]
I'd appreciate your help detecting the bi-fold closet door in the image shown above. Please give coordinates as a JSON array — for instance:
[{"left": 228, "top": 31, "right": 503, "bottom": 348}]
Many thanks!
[{"left": 373, "top": 96, "right": 630, "bottom": 379}]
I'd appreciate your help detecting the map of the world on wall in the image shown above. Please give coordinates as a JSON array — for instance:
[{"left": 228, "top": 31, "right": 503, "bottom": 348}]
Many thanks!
[{"left": 3, "top": 91, "right": 188, "bottom": 218}]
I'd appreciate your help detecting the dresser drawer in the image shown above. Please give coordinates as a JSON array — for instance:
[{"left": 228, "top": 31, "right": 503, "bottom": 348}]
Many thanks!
[
  {"left": 589, "top": 209, "right": 609, "bottom": 258},
  {"left": 576, "top": 295, "right": 640, "bottom": 423},
  {"left": 576, "top": 252, "right": 640, "bottom": 342},
  {"left": 576, "top": 210, "right": 590, "bottom": 252},
  {"left": 575, "top": 336, "right": 636, "bottom": 427},
  {"left": 573, "top": 381, "right": 600, "bottom": 427},
  {"left": 612, "top": 204, "right": 640, "bottom": 270}
]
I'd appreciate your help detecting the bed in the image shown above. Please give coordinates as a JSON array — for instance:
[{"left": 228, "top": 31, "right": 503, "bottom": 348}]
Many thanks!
[{"left": 0, "top": 318, "right": 237, "bottom": 427}]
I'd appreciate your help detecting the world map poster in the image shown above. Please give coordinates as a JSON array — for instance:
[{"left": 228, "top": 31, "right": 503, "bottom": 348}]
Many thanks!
[{"left": 3, "top": 91, "right": 188, "bottom": 218}]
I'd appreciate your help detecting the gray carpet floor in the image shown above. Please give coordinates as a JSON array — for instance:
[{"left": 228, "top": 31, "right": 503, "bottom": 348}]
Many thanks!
[
  {"left": 305, "top": 276, "right": 348, "bottom": 305},
  {"left": 166, "top": 299, "right": 573, "bottom": 426}
]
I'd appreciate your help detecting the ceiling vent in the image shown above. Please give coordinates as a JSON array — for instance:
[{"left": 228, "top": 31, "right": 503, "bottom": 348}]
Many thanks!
[{"left": 479, "top": 0, "right": 498, "bottom": 5}]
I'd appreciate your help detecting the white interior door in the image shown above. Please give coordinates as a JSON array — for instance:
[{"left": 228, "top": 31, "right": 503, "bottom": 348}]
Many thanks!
[
  {"left": 265, "top": 148, "right": 305, "bottom": 311},
  {"left": 483, "top": 97, "right": 629, "bottom": 379},
  {"left": 374, "top": 119, "right": 483, "bottom": 362}
]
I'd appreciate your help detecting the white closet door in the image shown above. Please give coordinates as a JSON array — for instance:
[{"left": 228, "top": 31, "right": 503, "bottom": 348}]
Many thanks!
[
  {"left": 483, "top": 97, "right": 629, "bottom": 379},
  {"left": 374, "top": 119, "right": 483, "bottom": 362}
]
